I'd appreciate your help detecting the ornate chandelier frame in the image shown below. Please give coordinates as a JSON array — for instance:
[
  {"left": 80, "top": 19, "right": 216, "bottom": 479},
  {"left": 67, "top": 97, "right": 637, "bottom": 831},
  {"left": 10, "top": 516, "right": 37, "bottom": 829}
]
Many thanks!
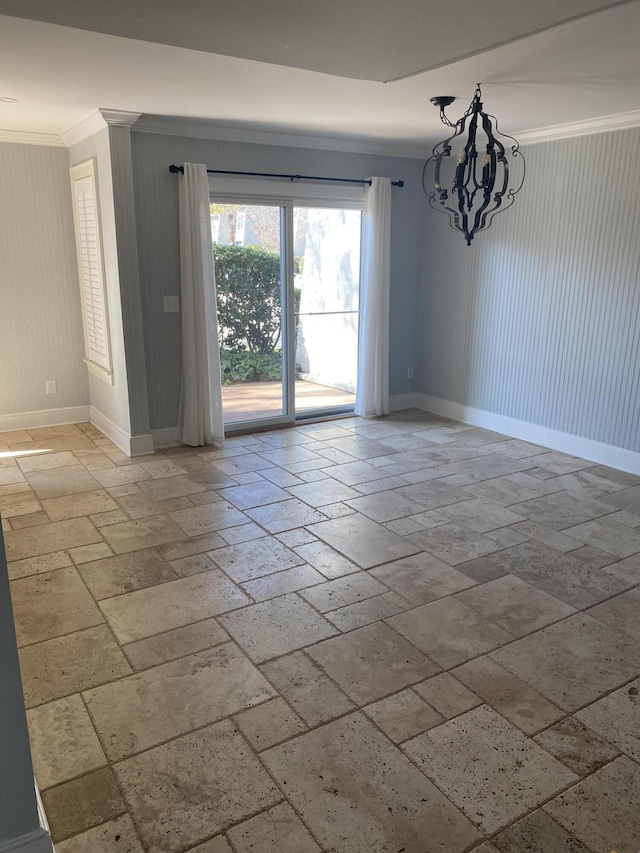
[{"left": 423, "top": 84, "right": 525, "bottom": 246}]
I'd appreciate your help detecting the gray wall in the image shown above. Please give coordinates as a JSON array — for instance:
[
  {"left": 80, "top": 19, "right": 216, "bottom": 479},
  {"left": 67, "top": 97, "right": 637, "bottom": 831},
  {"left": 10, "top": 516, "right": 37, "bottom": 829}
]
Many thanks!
[
  {"left": 421, "top": 126, "right": 640, "bottom": 452},
  {"left": 0, "top": 142, "right": 88, "bottom": 418},
  {"left": 130, "top": 131, "right": 426, "bottom": 430}
]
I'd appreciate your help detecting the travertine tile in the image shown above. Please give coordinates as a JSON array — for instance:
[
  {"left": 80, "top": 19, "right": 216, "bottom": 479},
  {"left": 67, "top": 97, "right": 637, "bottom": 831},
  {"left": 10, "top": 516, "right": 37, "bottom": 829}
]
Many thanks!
[
  {"left": 324, "top": 459, "right": 394, "bottom": 486},
  {"left": 307, "top": 622, "right": 439, "bottom": 705},
  {"left": 217, "top": 480, "right": 290, "bottom": 509},
  {"left": 159, "top": 531, "right": 226, "bottom": 560},
  {"left": 185, "top": 838, "right": 232, "bottom": 853},
  {"left": 90, "top": 508, "right": 129, "bottom": 527},
  {"left": 54, "top": 815, "right": 144, "bottom": 853},
  {"left": 78, "top": 548, "right": 177, "bottom": 599},
  {"left": 0, "top": 490, "right": 41, "bottom": 517},
  {"left": 408, "top": 523, "right": 507, "bottom": 565},
  {"left": 114, "top": 721, "right": 280, "bottom": 853},
  {"left": 123, "top": 618, "right": 229, "bottom": 670},
  {"left": 11, "top": 566, "right": 103, "bottom": 646},
  {"left": 218, "top": 521, "right": 265, "bottom": 544},
  {"left": 387, "top": 597, "right": 512, "bottom": 668},
  {"left": 533, "top": 716, "right": 620, "bottom": 776},
  {"left": 600, "top": 482, "right": 640, "bottom": 513},
  {"left": 500, "top": 519, "right": 583, "bottom": 553},
  {"left": 492, "top": 810, "right": 591, "bottom": 853},
  {"left": 403, "top": 705, "right": 577, "bottom": 834},
  {"left": 413, "top": 672, "right": 481, "bottom": 719},
  {"left": 369, "top": 552, "right": 475, "bottom": 604},
  {"left": 42, "top": 766, "right": 126, "bottom": 842},
  {"left": 211, "top": 452, "right": 275, "bottom": 475},
  {"left": 85, "top": 644, "right": 276, "bottom": 761},
  {"left": 246, "top": 498, "right": 326, "bottom": 533},
  {"left": 92, "top": 465, "right": 151, "bottom": 488},
  {"left": 233, "top": 697, "right": 307, "bottom": 751},
  {"left": 42, "top": 489, "right": 118, "bottom": 521},
  {"left": 100, "top": 570, "right": 249, "bottom": 643},
  {"left": 456, "top": 575, "right": 575, "bottom": 638},
  {"left": 219, "top": 593, "right": 337, "bottom": 663},
  {"left": 169, "top": 501, "right": 248, "bottom": 536},
  {"left": 491, "top": 613, "right": 640, "bottom": 711},
  {"left": 137, "top": 458, "right": 187, "bottom": 479},
  {"left": 226, "top": 803, "right": 320, "bottom": 853},
  {"left": 512, "top": 492, "right": 615, "bottom": 531},
  {"left": 0, "top": 467, "right": 27, "bottom": 487},
  {"left": 437, "top": 498, "right": 525, "bottom": 533},
  {"left": 454, "top": 656, "right": 564, "bottom": 734},
  {"left": 576, "top": 677, "right": 640, "bottom": 762},
  {"left": 464, "top": 541, "right": 630, "bottom": 608},
  {"left": 210, "top": 537, "right": 303, "bottom": 582},
  {"left": 169, "top": 552, "right": 215, "bottom": 576},
  {"left": 563, "top": 515, "right": 640, "bottom": 558},
  {"left": 19, "top": 625, "right": 131, "bottom": 708},
  {"left": 543, "top": 757, "right": 640, "bottom": 853},
  {"left": 587, "top": 587, "right": 640, "bottom": 641},
  {"left": 241, "top": 564, "right": 325, "bottom": 601},
  {"left": 69, "top": 542, "right": 112, "bottom": 563},
  {"left": 287, "top": 479, "right": 359, "bottom": 507},
  {"left": 529, "top": 450, "right": 594, "bottom": 476},
  {"left": 308, "top": 513, "right": 420, "bottom": 569},
  {"left": 394, "top": 479, "right": 469, "bottom": 510},
  {"left": 293, "top": 540, "right": 360, "bottom": 578},
  {"left": 299, "top": 572, "right": 388, "bottom": 612},
  {"left": 344, "top": 491, "right": 429, "bottom": 522},
  {"left": 326, "top": 591, "right": 410, "bottom": 631},
  {"left": 138, "top": 473, "right": 209, "bottom": 500},
  {"left": 364, "top": 688, "right": 443, "bottom": 742},
  {"left": 25, "top": 466, "right": 102, "bottom": 499},
  {"left": 7, "top": 549, "right": 71, "bottom": 580},
  {"left": 603, "top": 552, "right": 640, "bottom": 584},
  {"left": 262, "top": 712, "right": 481, "bottom": 853},
  {"left": 4, "top": 516, "right": 102, "bottom": 561},
  {"left": 27, "top": 694, "right": 106, "bottom": 789},
  {"left": 260, "top": 651, "right": 354, "bottom": 726},
  {"left": 99, "top": 515, "right": 186, "bottom": 554}
]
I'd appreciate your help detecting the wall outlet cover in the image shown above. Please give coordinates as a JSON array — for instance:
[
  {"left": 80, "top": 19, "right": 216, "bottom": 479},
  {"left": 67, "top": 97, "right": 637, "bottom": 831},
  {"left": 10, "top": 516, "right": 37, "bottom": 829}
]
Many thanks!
[
  {"left": 163, "top": 296, "right": 180, "bottom": 313},
  {"left": 45, "top": 380, "right": 57, "bottom": 394}
]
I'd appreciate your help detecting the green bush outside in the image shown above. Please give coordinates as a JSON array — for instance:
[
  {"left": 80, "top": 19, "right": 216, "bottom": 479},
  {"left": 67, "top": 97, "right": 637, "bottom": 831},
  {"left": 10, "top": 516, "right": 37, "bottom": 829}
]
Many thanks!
[{"left": 214, "top": 244, "right": 300, "bottom": 384}]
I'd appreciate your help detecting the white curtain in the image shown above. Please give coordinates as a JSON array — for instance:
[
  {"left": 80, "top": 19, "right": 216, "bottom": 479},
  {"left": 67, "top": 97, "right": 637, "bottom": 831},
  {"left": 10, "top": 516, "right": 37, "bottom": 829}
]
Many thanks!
[
  {"left": 176, "top": 163, "right": 225, "bottom": 446},
  {"left": 355, "top": 176, "right": 392, "bottom": 418}
]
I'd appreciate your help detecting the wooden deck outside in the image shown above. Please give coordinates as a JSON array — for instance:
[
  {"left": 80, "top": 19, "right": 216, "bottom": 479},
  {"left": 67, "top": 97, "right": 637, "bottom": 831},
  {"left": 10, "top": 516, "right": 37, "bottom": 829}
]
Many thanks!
[{"left": 221, "top": 379, "right": 355, "bottom": 424}]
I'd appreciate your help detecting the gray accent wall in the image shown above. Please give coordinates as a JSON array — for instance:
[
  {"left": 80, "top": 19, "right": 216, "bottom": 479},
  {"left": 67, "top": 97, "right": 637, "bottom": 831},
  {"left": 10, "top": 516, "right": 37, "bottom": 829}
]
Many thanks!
[
  {"left": 130, "top": 131, "right": 426, "bottom": 430},
  {"left": 0, "top": 142, "right": 88, "bottom": 418},
  {"left": 422, "top": 126, "right": 640, "bottom": 453}
]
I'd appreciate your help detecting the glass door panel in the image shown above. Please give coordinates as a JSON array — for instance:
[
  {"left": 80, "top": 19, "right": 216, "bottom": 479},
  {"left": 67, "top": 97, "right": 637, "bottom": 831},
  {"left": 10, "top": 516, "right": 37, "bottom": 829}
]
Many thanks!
[
  {"left": 211, "top": 202, "right": 290, "bottom": 428},
  {"left": 293, "top": 207, "right": 361, "bottom": 417}
]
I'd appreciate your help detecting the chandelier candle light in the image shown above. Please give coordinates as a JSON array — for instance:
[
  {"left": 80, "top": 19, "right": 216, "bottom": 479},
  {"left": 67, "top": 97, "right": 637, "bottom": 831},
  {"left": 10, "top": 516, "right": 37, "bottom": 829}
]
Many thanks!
[{"left": 423, "top": 84, "right": 525, "bottom": 245}]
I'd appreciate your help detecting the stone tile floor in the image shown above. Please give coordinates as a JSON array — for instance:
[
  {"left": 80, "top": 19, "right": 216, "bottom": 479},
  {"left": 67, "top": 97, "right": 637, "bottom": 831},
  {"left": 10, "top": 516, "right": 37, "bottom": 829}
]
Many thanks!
[{"left": 2, "top": 411, "right": 640, "bottom": 852}]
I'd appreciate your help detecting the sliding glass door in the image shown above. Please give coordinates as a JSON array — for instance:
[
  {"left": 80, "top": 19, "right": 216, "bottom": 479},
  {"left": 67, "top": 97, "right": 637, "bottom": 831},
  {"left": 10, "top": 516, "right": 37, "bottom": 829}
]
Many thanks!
[{"left": 210, "top": 188, "right": 362, "bottom": 433}]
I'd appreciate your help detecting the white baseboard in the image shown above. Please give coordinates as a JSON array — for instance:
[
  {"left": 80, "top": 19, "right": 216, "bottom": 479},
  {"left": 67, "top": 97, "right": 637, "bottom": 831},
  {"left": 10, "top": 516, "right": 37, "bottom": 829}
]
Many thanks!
[
  {"left": 89, "top": 408, "right": 153, "bottom": 458},
  {"left": 415, "top": 393, "right": 640, "bottom": 475},
  {"left": 0, "top": 829, "right": 54, "bottom": 853},
  {"left": 150, "top": 427, "right": 180, "bottom": 449},
  {"left": 0, "top": 406, "right": 90, "bottom": 434}
]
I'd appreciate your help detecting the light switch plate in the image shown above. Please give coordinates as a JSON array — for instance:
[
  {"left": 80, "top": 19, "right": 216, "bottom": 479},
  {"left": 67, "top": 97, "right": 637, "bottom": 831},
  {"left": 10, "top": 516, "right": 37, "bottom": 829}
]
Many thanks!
[{"left": 164, "top": 295, "right": 180, "bottom": 313}]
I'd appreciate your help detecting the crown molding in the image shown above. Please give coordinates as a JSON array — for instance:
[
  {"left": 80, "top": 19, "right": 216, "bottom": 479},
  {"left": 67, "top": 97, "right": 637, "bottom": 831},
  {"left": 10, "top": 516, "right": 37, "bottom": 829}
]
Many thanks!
[
  {"left": 0, "top": 128, "right": 64, "bottom": 147},
  {"left": 134, "top": 114, "right": 425, "bottom": 159},
  {"left": 99, "top": 109, "right": 142, "bottom": 127},
  {"left": 518, "top": 107, "right": 640, "bottom": 146},
  {"left": 60, "top": 110, "right": 108, "bottom": 146}
]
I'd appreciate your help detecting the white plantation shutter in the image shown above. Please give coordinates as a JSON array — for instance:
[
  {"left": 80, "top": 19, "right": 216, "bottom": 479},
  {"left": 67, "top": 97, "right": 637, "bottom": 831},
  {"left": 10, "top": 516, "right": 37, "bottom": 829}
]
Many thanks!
[{"left": 70, "top": 160, "right": 112, "bottom": 379}]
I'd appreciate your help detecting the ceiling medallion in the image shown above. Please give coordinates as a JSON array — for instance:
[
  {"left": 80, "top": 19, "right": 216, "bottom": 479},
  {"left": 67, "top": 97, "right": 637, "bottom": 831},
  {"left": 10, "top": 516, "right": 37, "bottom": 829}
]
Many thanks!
[{"left": 423, "top": 84, "right": 525, "bottom": 246}]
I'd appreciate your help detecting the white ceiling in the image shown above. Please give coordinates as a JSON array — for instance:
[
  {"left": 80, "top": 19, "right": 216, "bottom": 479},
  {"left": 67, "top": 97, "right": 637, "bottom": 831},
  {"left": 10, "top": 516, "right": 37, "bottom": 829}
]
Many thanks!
[{"left": 0, "top": 0, "right": 639, "bottom": 155}]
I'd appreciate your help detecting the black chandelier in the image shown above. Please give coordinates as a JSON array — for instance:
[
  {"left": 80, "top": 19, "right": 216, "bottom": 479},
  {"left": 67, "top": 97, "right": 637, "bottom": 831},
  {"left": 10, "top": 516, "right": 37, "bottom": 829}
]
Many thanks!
[{"left": 423, "top": 84, "right": 525, "bottom": 246}]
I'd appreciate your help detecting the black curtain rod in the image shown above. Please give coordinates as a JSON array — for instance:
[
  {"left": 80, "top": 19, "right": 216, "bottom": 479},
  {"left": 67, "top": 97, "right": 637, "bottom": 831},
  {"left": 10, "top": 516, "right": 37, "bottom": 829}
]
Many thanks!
[{"left": 168, "top": 164, "right": 404, "bottom": 187}]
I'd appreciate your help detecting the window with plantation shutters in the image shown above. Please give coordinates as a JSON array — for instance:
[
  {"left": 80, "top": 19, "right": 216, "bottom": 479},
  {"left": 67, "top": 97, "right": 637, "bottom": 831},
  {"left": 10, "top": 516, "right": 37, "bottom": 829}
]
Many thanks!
[{"left": 70, "top": 159, "right": 113, "bottom": 382}]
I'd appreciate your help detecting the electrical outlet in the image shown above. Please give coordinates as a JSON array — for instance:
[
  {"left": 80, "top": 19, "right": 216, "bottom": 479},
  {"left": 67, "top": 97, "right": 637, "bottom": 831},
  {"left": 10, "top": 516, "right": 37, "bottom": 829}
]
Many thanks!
[
  {"left": 45, "top": 379, "right": 57, "bottom": 394},
  {"left": 407, "top": 367, "right": 414, "bottom": 380},
  {"left": 163, "top": 295, "right": 180, "bottom": 313}
]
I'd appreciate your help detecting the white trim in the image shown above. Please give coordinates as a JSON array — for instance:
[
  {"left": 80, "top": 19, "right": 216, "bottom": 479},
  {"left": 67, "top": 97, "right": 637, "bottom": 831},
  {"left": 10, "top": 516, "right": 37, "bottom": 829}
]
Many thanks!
[
  {"left": 88, "top": 406, "right": 131, "bottom": 456},
  {"left": 0, "top": 829, "right": 54, "bottom": 853},
  {"left": 0, "top": 406, "right": 90, "bottom": 434},
  {"left": 151, "top": 427, "right": 180, "bottom": 449},
  {"left": 89, "top": 407, "right": 153, "bottom": 457},
  {"left": 412, "top": 393, "right": 640, "bottom": 475},
  {"left": 99, "top": 109, "right": 142, "bottom": 128},
  {"left": 60, "top": 110, "right": 107, "bottom": 147},
  {"left": 518, "top": 108, "right": 640, "bottom": 146},
  {"left": 0, "top": 129, "right": 64, "bottom": 148},
  {"left": 129, "top": 433, "right": 155, "bottom": 456},
  {"left": 134, "top": 114, "right": 423, "bottom": 159}
]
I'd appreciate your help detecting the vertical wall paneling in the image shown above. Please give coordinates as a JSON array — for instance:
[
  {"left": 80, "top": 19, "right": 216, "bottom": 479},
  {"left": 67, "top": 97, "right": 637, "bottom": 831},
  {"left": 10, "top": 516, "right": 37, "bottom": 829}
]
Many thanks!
[
  {"left": 422, "top": 127, "right": 640, "bottom": 453},
  {"left": 0, "top": 143, "right": 89, "bottom": 417}
]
